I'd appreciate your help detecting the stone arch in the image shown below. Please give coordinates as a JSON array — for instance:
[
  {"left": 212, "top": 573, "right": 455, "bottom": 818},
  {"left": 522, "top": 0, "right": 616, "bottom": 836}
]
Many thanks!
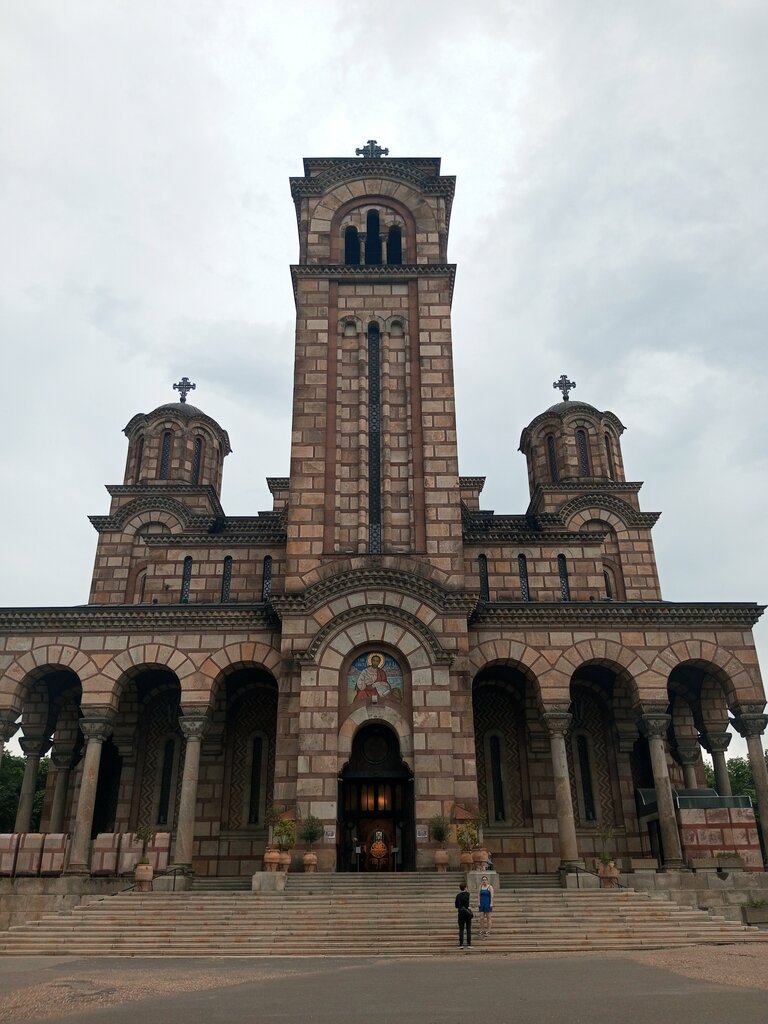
[
  {"left": 199, "top": 641, "right": 283, "bottom": 708},
  {"left": 468, "top": 640, "right": 552, "bottom": 705},
  {"left": 1, "top": 645, "right": 100, "bottom": 712},
  {"left": 295, "top": 553, "right": 453, "bottom": 595},
  {"left": 338, "top": 704, "right": 414, "bottom": 765},
  {"left": 326, "top": 193, "right": 423, "bottom": 261},
  {"left": 304, "top": 605, "right": 450, "bottom": 671},
  {"left": 649, "top": 642, "right": 762, "bottom": 708},
  {"left": 98, "top": 644, "right": 200, "bottom": 711},
  {"left": 561, "top": 496, "right": 641, "bottom": 532},
  {"left": 112, "top": 497, "right": 191, "bottom": 536},
  {"left": 553, "top": 639, "right": 647, "bottom": 706}
]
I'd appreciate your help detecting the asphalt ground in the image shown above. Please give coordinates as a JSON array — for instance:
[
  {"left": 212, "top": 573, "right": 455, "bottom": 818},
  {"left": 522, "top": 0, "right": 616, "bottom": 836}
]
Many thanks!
[{"left": 1, "top": 950, "right": 767, "bottom": 1024}]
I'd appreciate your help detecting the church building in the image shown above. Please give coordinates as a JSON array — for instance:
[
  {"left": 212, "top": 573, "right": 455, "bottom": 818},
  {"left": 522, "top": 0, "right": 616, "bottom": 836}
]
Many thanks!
[{"left": 1, "top": 144, "right": 766, "bottom": 879}]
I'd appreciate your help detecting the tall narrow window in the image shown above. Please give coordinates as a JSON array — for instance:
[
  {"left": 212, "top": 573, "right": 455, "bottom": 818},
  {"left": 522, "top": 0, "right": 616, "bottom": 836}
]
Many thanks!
[
  {"left": 478, "top": 554, "right": 489, "bottom": 601},
  {"left": 367, "top": 322, "right": 382, "bottom": 552},
  {"left": 604, "top": 433, "right": 616, "bottom": 479},
  {"left": 576, "top": 429, "right": 591, "bottom": 476},
  {"left": 387, "top": 225, "right": 402, "bottom": 265},
  {"left": 546, "top": 434, "right": 558, "bottom": 483},
  {"left": 248, "top": 735, "right": 264, "bottom": 824},
  {"left": 365, "top": 210, "right": 382, "bottom": 265},
  {"left": 576, "top": 734, "right": 597, "bottom": 821},
  {"left": 136, "top": 570, "right": 148, "bottom": 604},
  {"left": 489, "top": 734, "right": 506, "bottom": 822},
  {"left": 134, "top": 436, "right": 144, "bottom": 481},
  {"left": 603, "top": 569, "right": 614, "bottom": 600},
  {"left": 159, "top": 431, "right": 173, "bottom": 479},
  {"left": 180, "top": 556, "right": 193, "bottom": 603},
  {"left": 518, "top": 554, "right": 530, "bottom": 602},
  {"left": 191, "top": 436, "right": 204, "bottom": 484},
  {"left": 221, "top": 555, "right": 233, "bottom": 603},
  {"left": 344, "top": 225, "right": 360, "bottom": 265},
  {"left": 557, "top": 554, "right": 571, "bottom": 602},
  {"left": 157, "top": 738, "right": 176, "bottom": 825},
  {"left": 261, "top": 555, "right": 273, "bottom": 601}
]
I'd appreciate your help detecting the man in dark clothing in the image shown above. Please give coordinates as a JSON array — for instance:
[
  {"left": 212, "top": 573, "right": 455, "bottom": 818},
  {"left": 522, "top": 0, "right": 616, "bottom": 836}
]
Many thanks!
[{"left": 455, "top": 881, "right": 472, "bottom": 948}]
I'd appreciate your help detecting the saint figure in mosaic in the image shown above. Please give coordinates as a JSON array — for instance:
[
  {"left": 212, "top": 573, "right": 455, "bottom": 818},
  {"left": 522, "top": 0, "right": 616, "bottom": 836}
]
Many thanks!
[{"left": 349, "top": 652, "right": 404, "bottom": 704}]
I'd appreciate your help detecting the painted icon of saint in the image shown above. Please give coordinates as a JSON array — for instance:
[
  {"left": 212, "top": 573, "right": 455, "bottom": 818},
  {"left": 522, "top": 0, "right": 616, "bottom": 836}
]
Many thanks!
[{"left": 354, "top": 653, "right": 391, "bottom": 701}]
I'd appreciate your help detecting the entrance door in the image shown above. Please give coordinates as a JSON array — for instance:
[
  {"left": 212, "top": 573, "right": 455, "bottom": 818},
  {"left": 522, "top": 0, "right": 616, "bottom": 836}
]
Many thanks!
[{"left": 338, "top": 723, "right": 414, "bottom": 871}]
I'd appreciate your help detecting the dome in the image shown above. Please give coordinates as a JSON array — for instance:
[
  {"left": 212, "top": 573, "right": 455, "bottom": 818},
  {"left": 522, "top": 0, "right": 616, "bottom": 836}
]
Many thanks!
[
  {"left": 147, "top": 402, "right": 206, "bottom": 419},
  {"left": 544, "top": 400, "right": 601, "bottom": 417}
]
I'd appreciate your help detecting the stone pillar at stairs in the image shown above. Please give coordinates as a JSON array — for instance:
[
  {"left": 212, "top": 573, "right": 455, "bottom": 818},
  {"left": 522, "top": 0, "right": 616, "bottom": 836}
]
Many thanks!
[
  {"left": 732, "top": 705, "right": 768, "bottom": 865},
  {"left": 65, "top": 717, "right": 113, "bottom": 874},
  {"left": 542, "top": 711, "right": 580, "bottom": 866},
  {"left": 171, "top": 713, "right": 209, "bottom": 870},
  {"left": 640, "top": 710, "right": 684, "bottom": 868}
]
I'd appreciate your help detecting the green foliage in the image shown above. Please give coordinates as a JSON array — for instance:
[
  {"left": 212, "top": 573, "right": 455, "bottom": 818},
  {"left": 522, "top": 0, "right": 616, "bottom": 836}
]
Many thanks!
[
  {"left": 703, "top": 752, "right": 768, "bottom": 811},
  {"left": 135, "top": 824, "right": 156, "bottom": 863},
  {"left": 595, "top": 823, "right": 615, "bottom": 863},
  {"left": 747, "top": 898, "right": 767, "bottom": 908},
  {"left": 0, "top": 753, "right": 49, "bottom": 832},
  {"left": 456, "top": 823, "right": 478, "bottom": 851},
  {"left": 273, "top": 818, "right": 295, "bottom": 851},
  {"left": 298, "top": 815, "right": 323, "bottom": 848},
  {"left": 429, "top": 814, "right": 451, "bottom": 847}
]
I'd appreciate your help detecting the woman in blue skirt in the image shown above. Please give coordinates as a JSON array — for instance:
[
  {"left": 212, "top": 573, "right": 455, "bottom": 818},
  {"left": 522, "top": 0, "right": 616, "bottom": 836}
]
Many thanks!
[{"left": 478, "top": 874, "right": 494, "bottom": 938}]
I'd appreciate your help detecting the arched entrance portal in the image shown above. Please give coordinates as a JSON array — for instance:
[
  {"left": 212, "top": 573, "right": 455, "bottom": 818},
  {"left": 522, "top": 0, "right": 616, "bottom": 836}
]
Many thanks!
[{"left": 338, "top": 722, "right": 414, "bottom": 871}]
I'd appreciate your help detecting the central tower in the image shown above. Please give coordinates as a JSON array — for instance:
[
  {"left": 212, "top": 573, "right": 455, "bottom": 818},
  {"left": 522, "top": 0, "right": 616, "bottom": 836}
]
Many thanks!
[{"left": 285, "top": 144, "right": 463, "bottom": 590}]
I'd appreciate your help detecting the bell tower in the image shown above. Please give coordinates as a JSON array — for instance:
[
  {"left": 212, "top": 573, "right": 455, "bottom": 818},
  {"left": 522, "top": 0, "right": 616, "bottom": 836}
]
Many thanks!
[{"left": 285, "top": 143, "right": 463, "bottom": 589}]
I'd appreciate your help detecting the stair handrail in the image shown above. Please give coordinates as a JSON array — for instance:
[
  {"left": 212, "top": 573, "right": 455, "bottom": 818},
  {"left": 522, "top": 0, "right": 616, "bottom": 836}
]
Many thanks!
[
  {"left": 85, "top": 865, "right": 187, "bottom": 905},
  {"left": 567, "top": 863, "right": 628, "bottom": 890}
]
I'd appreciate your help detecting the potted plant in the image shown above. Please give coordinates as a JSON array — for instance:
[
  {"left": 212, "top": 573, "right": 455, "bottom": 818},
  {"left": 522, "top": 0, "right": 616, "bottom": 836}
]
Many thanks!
[
  {"left": 263, "top": 806, "right": 282, "bottom": 872},
  {"left": 429, "top": 814, "right": 451, "bottom": 872},
  {"left": 596, "top": 824, "right": 619, "bottom": 888},
  {"left": 298, "top": 815, "right": 323, "bottom": 872},
  {"left": 471, "top": 820, "right": 488, "bottom": 869},
  {"left": 274, "top": 818, "right": 296, "bottom": 873},
  {"left": 456, "top": 823, "right": 478, "bottom": 872},
  {"left": 134, "top": 824, "right": 156, "bottom": 892},
  {"left": 742, "top": 898, "right": 768, "bottom": 927}
]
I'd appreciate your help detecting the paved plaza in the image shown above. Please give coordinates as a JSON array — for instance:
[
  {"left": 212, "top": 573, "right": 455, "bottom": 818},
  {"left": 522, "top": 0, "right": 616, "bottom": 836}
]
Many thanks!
[{"left": 1, "top": 946, "right": 767, "bottom": 1024}]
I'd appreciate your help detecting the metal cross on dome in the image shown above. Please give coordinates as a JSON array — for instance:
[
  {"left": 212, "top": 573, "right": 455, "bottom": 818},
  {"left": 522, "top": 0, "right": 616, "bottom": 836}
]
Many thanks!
[
  {"left": 356, "top": 139, "right": 389, "bottom": 159},
  {"left": 173, "top": 377, "right": 196, "bottom": 403},
  {"left": 552, "top": 374, "right": 576, "bottom": 401}
]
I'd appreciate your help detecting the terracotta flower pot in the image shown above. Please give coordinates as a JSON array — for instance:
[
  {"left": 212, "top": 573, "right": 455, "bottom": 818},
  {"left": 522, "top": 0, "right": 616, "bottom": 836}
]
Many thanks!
[
  {"left": 303, "top": 850, "right": 318, "bottom": 873},
  {"left": 598, "top": 861, "right": 620, "bottom": 889},
  {"left": 460, "top": 851, "right": 473, "bottom": 871},
  {"left": 434, "top": 848, "right": 449, "bottom": 873},
  {"left": 263, "top": 848, "right": 281, "bottom": 873},
  {"left": 278, "top": 850, "right": 292, "bottom": 873},
  {"left": 134, "top": 862, "right": 153, "bottom": 893},
  {"left": 472, "top": 848, "right": 488, "bottom": 869}
]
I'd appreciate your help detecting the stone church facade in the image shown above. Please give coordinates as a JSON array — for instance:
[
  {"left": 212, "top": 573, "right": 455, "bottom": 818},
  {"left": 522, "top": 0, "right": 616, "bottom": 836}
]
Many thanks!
[{"left": 1, "top": 146, "right": 767, "bottom": 878}]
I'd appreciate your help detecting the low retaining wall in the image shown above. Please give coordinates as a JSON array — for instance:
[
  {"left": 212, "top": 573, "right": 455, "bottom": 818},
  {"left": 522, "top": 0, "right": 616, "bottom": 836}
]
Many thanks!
[{"left": 0, "top": 877, "right": 126, "bottom": 932}]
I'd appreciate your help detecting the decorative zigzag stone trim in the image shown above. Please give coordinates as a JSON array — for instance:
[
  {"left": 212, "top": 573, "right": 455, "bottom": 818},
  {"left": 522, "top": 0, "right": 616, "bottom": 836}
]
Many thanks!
[
  {"left": 469, "top": 602, "right": 765, "bottom": 628},
  {"left": 290, "top": 264, "right": 457, "bottom": 302},
  {"left": 0, "top": 604, "right": 280, "bottom": 633}
]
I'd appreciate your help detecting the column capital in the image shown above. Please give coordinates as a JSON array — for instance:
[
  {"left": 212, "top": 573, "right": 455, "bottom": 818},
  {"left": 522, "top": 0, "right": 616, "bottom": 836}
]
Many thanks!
[
  {"left": 0, "top": 712, "right": 19, "bottom": 744},
  {"left": 18, "top": 735, "right": 49, "bottom": 757},
  {"left": 80, "top": 717, "right": 114, "bottom": 742},
  {"left": 700, "top": 730, "right": 731, "bottom": 754},
  {"left": 675, "top": 742, "right": 701, "bottom": 765},
  {"left": 51, "top": 751, "right": 75, "bottom": 770},
  {"left": 542, "top": 711, "right": 572, "bottom": 737},
  {"left": 732, "top": 713, "right": 768, "bottom": 739},
  {"left": 639, "top": 712, "right": 671, "bottom": 739},
  {"left": 179, "top": 713, "right": 209, "bottom": 741}
]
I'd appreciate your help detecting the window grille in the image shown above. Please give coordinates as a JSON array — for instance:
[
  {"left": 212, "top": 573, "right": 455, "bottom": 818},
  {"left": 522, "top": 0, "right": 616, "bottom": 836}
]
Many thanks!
[
  {"left": 157, "top": 738, "right": 176, "bottom": 825},
  {"left": 180, "top": 556, "right": 193, "bottom": 603},
  {"left": 604, "top": 433, "right": 616, "bottom": 479},
  {"left": 192, "top": 436, "right": 204, "bottom": 484},
  {"left": 518, "top": 554, "right": 530, "bottom": 602},
  {"left": 478, "top": 554, "right": 489, "bottom": 601},
  {"left": 577, "top": 429, "right": 591, "bottom": 476},
  {"left": 261, "top": 555, "right": 273, "bottom": 601},
  {"left": 221, "top": 556, "right": 233, "bottom": 603},
  {"left": 557, "top": 554, "right": 571, "bottom": 602},
  {"left": 546, "top": 435, "right": 558, "bottom": 482},
  {"left": 577, "top": 734, "right": 597, "bottom": 821},
  {"left": 159, "top": 431, "right": 173, "bottom": 479},
  {"left": 368, "top": 323, "right": 382, "bottom": 553}
]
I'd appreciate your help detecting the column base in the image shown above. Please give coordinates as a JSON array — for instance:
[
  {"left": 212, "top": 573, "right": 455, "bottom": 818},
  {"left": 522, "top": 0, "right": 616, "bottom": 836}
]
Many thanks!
[
  {"left": 63, "top": 863, "right": 91, "bottom": 876},
  {"left": 660, "top": 860, "right": 687, "bottom": 871}
]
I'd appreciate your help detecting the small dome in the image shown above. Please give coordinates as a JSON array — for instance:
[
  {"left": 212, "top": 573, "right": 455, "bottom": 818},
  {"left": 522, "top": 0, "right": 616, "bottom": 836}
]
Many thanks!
[
  {"left": 147, "top": 402, "right": 206, "bottom": 419},
  {"left": 544, "top": 400, "right": 601, "bottom": 417}
]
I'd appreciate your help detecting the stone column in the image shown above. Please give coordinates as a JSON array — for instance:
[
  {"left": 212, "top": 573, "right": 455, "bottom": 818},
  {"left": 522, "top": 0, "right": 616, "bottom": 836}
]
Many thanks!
[
  {"left": 542, "top": 712, "right": 580, "bottom": 865},
  {"left": 732, "top": 706, "right": 768, "bottom": 863},
  {"left": 703, "top": 731, "right": 732, "bottom": 796},
  {"left": 675, "top": 743, "right": 700, "bottom": 791},
  {"left": 171, "top": 714, "right": 209, "bottom": 870},
  {"left": 14, "top": 737, "right": 47, "bottom": 833},
  {"left": 640, "top": 712, "right": 684, "bottom": 868},
  {"left": 48, "top": 752, "right": 74, "bottom": 833},
  {"left": 0, "top": 713, "right": 19, "bottom": 768},
  {"left": 66, "top": 717, "right": 113, "bottom": 874}
]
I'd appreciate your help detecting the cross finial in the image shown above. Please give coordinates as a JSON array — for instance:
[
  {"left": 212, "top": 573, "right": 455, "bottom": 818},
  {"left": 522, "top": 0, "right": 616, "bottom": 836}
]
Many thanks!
[
  {"left": 172, "top": 376, "right": 196, "bottom": 403},
  {"left": 355, "top": 139, "right": 389, "bottom": 159},
  {"left": 552, "top": 374, "right": 576, "bottom": 401}
]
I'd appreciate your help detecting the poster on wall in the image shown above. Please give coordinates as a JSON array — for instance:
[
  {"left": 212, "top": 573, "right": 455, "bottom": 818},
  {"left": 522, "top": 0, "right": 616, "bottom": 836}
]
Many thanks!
[{"left": 347, "top": 651, "right": 404, "bottom": 705}]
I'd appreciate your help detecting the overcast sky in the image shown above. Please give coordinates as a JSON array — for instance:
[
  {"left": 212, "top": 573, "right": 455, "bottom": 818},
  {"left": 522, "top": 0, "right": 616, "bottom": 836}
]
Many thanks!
[{"left": 1, "top": 1, "right": 766, "bottom": 757}]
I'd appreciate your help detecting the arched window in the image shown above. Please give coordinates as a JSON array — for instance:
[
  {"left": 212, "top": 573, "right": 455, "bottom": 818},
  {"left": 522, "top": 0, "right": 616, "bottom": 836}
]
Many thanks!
[
  {"left": 221, "top": 555, "right": 233, "bottom": 603},
  {"left": 489, "top": 734, "right": 506, "bottom": 822},
  {"left": 156, "top": 738, "right": 177, "bottom": 825},
  {"left": 575, "top": 733, "right": 597, "bottom": 822},
  {"left": 261, "top": 555, "right": 273, "bottom": 601},
  {"left": 576, "top": 429, "right": 591, "bottom": 476},
  {"left": 191, "top": 436, "right": 204, "bottom": 484},
  {"left": 365, "top": 210, "right": 382, "bottom": 265},
  {"left": 478, "top": 554, "right": 489, "bottom": 602},
  {"left": 180, "top": 555, "right": 193, "bottom": 603},
  {"left": 518, "top": 554, "right": 530, "bottom": 602},
  {"left": 247, "top": 733, "right": 268, "bottom": 824},
  {"left": 603, "top": 569, "right": 614, "bottom": 600},
  {"left": 557, "top": 554, "right": 571, "bottom": 602},
  {"left": 159, "top": 430, "right": 173, "bottom": 480},
  {"left": 135, "top": 569, "right": 148, "bottom": 604},
  {"left": 387, "top": 225, "right": 402, "bottom": 265},
  {"left": 344, "top": 225, "right": 360, "bottom": 265},
  {"left": 134, "top": 436, "right": 144, "bottom": 481},
  {"left": 546, "top": 434, "right": 558, "bottom": 483},
  {"left": 604, "top": 433, "right": 616, "bottom": 479}
]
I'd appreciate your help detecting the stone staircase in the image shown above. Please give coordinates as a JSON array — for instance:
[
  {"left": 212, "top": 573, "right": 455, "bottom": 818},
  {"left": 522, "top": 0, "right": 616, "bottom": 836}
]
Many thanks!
[{"left": 0, "top": 872, "right": 765, "bottom": 956}]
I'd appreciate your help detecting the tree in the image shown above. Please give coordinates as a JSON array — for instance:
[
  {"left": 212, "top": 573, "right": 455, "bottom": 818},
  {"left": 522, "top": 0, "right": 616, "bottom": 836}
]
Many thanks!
[
  {"left": 703, "top": 752, "right": 768, "bottom": 808},
  {"left": 0, "top": 753, "right": 49, "bottom": 832}
]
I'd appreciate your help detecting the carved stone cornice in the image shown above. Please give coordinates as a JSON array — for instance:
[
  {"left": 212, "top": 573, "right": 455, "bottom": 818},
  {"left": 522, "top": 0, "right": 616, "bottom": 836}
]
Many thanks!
[
  {"left": 290, "top": 264, "right": 457, "bottom": 302},
  {"left": 270, "top": 568, "right": 476, "bottom": 618},
  {"left": 0, "top": 603, "right": 281, "bottom": 635},
  {"left": 80, "top": 717, "right": 114, "bottom": 743},
  {"left": 462, "top": 512, "right": 608, "bottom": 544},
  {"left": 0, "top": 714, "right": 19, "bottom": 744},
  {"left": 179, "top": 713, "right": 210, "bottom": 741},
  {"left": 106, "top": 483, "right": 226, "bottom": 517},
  {"left": 700, "top": 731, "right": 731, "bottom": 754},
  {"left": 294, "top": 604, "right": 453, "bottom": 666},
  {"left": 675, "top": 743, "right": 702, "bottom": 765},
  {"left": 732, "top": 705, "right": 768, "bottom": 739},
  {"left": 469, "top": 601, "right": 765, "bottom": 629}
]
